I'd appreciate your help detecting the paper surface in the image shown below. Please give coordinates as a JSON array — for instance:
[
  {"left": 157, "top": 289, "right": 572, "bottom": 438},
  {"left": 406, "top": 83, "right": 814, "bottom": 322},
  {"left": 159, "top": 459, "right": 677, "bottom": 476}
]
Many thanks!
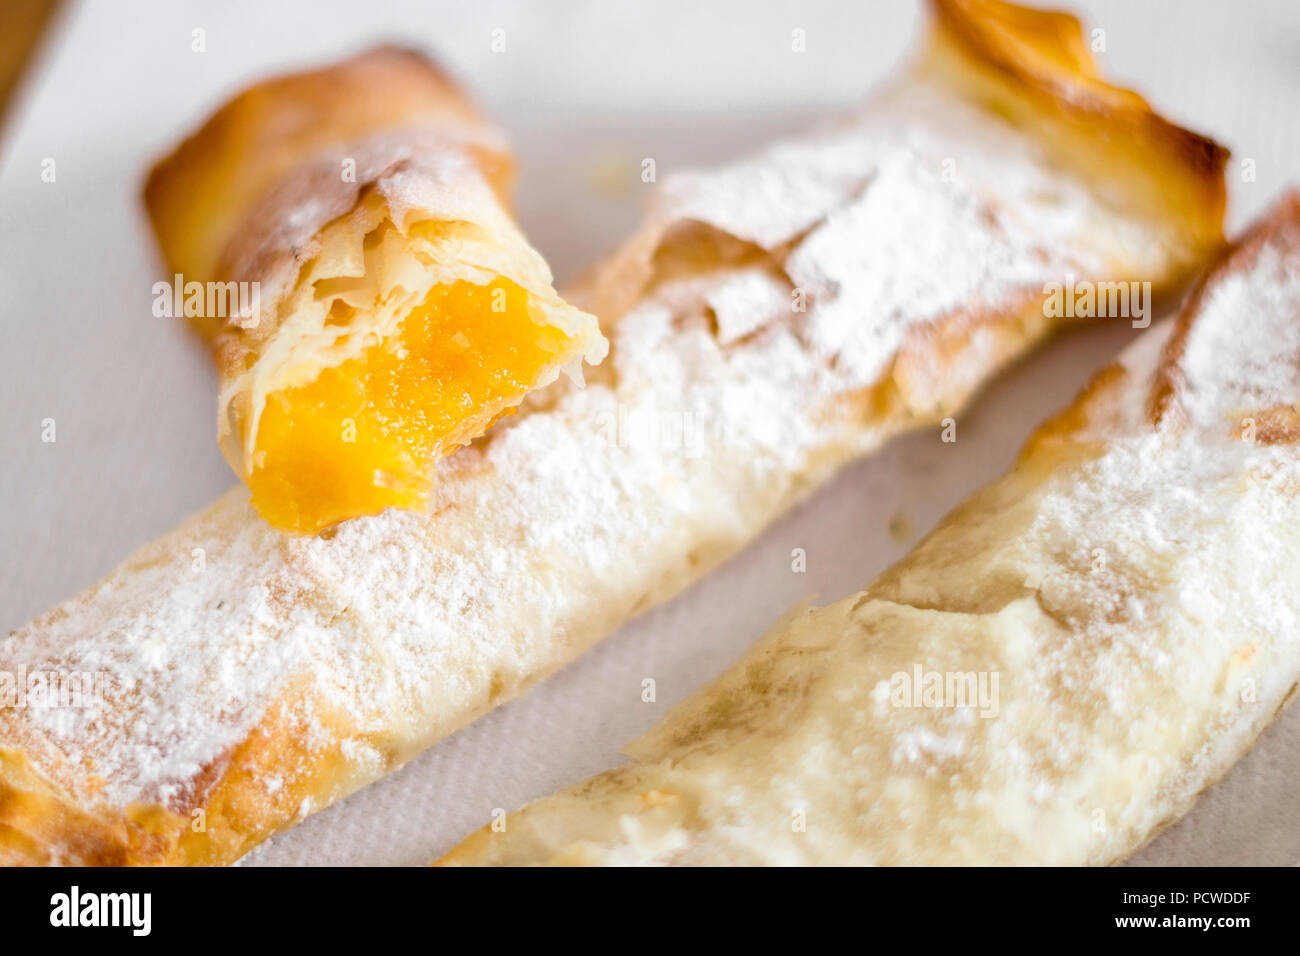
[{"left": 1, "top": 0, "right": 1297, "bottom": 866}]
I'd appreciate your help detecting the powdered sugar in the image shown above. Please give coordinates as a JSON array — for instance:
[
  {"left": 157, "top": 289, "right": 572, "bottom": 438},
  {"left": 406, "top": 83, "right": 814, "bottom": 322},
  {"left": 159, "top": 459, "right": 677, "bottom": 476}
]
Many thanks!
[
  {"left": 2, "top": 70, "right": 1173, "bottom": 818},
  {"left": 650, "top": 80, "right": 1123, "bottom": 389},
  {"left": 442, "top": 202, "right": 1300, "bottom": 868},
  {"left": 1176, "top": 244, "right": 1300, "bottom": 430},
  {"left": 1022, "top": 220, "right": 1300, "bottom": 768}
]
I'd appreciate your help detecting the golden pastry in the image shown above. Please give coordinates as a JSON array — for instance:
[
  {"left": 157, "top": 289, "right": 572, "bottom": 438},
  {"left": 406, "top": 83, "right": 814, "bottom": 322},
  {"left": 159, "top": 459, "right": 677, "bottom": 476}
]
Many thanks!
[
  {"left": 440, "top": 193, "right": 1300, "bottom": 866},
  {"left": 1, "top": 0, "right": 1226, "bottom": 865},
  {"left": 144, "top": 47, "right": 606, "bottom": 534}
]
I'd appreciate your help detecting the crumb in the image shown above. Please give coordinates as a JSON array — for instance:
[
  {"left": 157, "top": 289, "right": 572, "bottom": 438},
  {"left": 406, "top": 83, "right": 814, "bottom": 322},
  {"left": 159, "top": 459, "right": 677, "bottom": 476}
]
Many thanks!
[{"left": 583, "top": 152, "right": 636, "bottom": 201}]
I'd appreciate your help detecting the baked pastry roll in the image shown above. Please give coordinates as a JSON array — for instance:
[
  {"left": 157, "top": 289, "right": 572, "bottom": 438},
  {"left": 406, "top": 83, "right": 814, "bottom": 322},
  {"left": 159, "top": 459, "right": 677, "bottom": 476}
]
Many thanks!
[
  {"left": 439, "top": 193, "right": 1300, "bottom": 866},
  {"left": 144, "top": 47, "right": 606, "bottom": 534},
  {"left": 0, "top": 0, "right": 1225, "bottom": 865}
]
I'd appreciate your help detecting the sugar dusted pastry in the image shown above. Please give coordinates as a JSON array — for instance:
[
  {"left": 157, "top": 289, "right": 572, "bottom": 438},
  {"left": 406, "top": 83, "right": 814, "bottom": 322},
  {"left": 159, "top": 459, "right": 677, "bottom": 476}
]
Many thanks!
[
  {"left": 440, "top": 194, "right": 1300, "bottom": 867},
  {"left": 144, "top": 47, "right": 606, "bottom": 534},
  {"left": 1, "top": 0, "right": 1226, "bottom": 865}
]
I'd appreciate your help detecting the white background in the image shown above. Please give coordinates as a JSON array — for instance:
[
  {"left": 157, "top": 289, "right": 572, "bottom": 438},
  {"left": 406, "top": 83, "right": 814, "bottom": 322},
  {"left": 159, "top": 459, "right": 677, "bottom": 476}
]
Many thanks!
[{"left": 1, "top": 0, "right": 1297, "bottom": 865}]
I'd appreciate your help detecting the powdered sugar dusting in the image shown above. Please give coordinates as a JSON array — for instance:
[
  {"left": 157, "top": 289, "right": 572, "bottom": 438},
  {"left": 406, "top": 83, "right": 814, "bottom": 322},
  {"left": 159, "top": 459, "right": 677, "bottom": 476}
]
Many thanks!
[
  {"left": 1176, "top": 244, "right": 1300, "bottom": 430},
  {"left": 649, "top": 80, "right": 1128, "bottom": 389},
  {"left": 2, "top": 71, "right": 1175, "bottom": 816},
  {"left": 448, "top": 204, "right": 1300, "bottom": 868},
  {"left": 1020, "top": 219, "right": 1300, "bottom": 774}
]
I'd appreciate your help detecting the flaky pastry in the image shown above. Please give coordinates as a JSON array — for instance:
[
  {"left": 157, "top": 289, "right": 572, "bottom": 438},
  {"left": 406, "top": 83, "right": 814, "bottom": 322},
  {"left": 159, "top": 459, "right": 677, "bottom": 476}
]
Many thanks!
[
  {"left": 144, "top": 47, "right": 606, "bottom": 534},
  {"left": 2, "top": 0, "right": 1226, "bottom": 865},
  {"left": 440, "top": 194, "right": 1300, "bottom": 866}
]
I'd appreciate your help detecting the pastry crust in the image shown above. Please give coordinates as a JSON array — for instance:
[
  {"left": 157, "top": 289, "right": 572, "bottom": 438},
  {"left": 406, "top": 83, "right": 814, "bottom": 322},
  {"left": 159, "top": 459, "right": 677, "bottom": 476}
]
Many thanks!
[
  {"left": 3, "top": 0, "right": 1226, "bottom": 865},
  {"left": 438, "top": 194, "right": 1300, "bottom": 866},
  {"left": 144, "top": 47, "right": 606, "bottom": 533},
  {"left": 928, "top": 0, "right": 1225, "bottom": 252}
]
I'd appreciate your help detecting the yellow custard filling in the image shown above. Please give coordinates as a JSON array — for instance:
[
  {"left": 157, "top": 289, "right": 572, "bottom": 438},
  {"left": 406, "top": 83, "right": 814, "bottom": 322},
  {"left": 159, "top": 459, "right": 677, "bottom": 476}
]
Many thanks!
[{"left": 248, "top": 277, "right": 568, "bottom": 534}]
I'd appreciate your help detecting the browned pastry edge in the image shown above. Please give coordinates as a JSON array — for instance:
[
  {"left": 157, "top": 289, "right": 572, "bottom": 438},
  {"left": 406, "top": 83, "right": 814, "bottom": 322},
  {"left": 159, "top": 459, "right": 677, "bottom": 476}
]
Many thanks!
[
  {"left": 930, "top": 0, "right": 1227, "bottom": 265},
  {"left": 1018, "top": 191, "right": 1300, "bottom": 471},
  {"left": 1147, "top": 190, "right": 1300, "bottom": 431},
  {"left": 142, "top": 45, "right": 512, "bottom": 339}
]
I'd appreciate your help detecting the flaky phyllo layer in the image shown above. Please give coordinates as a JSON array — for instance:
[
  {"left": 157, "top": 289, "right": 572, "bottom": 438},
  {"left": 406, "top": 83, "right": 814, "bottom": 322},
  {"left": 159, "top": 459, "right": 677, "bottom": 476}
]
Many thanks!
[
  {"left": 145, "top": 48, "right": 605, "bottom": 533},
  {"left": 221, "top": 180, "right": 603, "bottom": 534},
  {"left": 2, "top": 1, "right": 1228, "bottom": 866},
  {"left": 439, "top": 194, "right": 1300, "bottom": 868}
]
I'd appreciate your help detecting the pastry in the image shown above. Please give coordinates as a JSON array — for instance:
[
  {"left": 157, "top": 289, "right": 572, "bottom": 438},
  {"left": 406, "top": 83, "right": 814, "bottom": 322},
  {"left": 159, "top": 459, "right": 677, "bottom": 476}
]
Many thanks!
[
  {"left": 0, "top": 0, "right": 1226, "bottom": 865},
  {"left": 439, "top": 192, "right": 1300, "bottom": 866},
  {"left": 144, "top": 46, "right": 607, "bottom": 534}
]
